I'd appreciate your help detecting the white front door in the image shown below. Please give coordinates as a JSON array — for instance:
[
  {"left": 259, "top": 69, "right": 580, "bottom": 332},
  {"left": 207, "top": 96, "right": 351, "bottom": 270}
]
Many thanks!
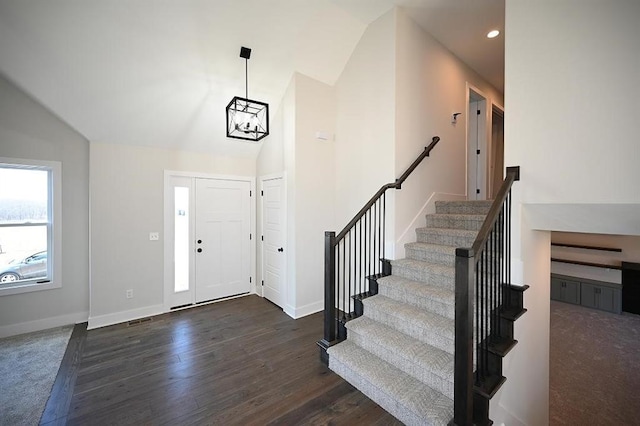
[
  {"left": 261, "top": 177, "right": 286, "bottom": 308},
  {"left": 194, "top": 178, "right": 251, "bottom": 303},
  {"left": 165, "top": 174, "right": 252, "bottom": 311}
]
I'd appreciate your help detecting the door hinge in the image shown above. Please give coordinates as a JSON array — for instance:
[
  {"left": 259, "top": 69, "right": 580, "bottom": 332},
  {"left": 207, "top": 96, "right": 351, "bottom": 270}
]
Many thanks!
[
  {"left": 476, "top": 189, "right": 480, "bottom": 194},
  {"left": 250, "top": 233, "right": 252, "bottom": 240},
  {"left": 477, "top": 109, "right": 481, "bottom": 115},
  {"left": 261, "top": 235, "right": 264, "bottom": 241},
  {"left": 250, "top": 277, "right": 252, "bottom": 283},
  {"left": 476, "top": 149, "right": 481, "bottom": 155},
  {"left": 261, "top": 280, "right": 264, "bottom": 286},
  {"left": 261, "top": 190, "right": 264, "bottom": 196}
]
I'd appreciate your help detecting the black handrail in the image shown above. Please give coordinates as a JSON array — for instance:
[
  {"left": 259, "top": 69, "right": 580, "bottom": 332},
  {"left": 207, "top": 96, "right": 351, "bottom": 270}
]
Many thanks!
[
  {"left": 453, "top": 166, "right": 520, "bottom": 426},
  {"left": 470, "top": 166, "right": 520, "bottom": 258},
  {"left": 335, "top": 136, "right": 440, "bottom": 242},
  {"left": 318, "top": 136, "right": 441, "bottom": 363}
]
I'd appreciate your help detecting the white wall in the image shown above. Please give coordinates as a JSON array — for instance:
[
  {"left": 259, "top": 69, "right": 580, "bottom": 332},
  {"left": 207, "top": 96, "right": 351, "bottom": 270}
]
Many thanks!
[
  {"left": 334, "top": 9, "right": 396, "bottom": 231},
  {"left": 292, "top": 73, "right": 336, "bottom": 317},
  {"left": 258, "top": 72, "right": 336, "bottom": 319},
  {"left": 499, "top": 0, "right": 640, "bottom": 424},
  {"left": 282, "top": 78, "right": 297, "bottom": 315},
  {"left": 505, "top": 0, "right": 640, "bottom": 224},
  {"left": 550, "top": 232, "right": 640, "bottom": 284},
  {"left": 89, "top": 142, "right": 255, "bottom": 327},
  {"left": 256, "top": 96, "right": 285, "bottom": 178},
  {"left": 394, "top": 9, "right": 503, "bottom": 257},
  {"left": 0, "top": 74, "right": 89, "bottom": 337}
]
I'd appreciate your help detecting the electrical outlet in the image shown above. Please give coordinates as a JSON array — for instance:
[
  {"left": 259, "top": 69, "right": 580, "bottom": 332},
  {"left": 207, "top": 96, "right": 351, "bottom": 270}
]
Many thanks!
[
  {"left": 149, "top": 232, "right": 159, "bottom": 241},
  {"left": 126, "top": 289, "right": 133, "bottom": 299}
]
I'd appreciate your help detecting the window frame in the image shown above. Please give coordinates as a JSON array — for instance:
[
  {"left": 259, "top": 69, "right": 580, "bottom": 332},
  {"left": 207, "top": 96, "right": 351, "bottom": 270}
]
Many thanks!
[{"left": 0, "top": 157, "right": 62, "bottom": 296}]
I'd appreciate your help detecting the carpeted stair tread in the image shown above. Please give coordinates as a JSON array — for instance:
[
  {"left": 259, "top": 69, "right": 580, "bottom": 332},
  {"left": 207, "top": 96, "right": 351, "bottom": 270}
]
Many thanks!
[
  {"left": 363, "top": 295, "right": 454, "bottom": 354},
  {"left": 416, "top": 227, "right": 477, "bottom": 247},
  {"left": 425, "top": 213, "right": 486, "bottom": 231},
  {"left": 377, "top": 275, "right": 454, "bottom": 319},
  {"left": 328, "top": 340, "right": 453, "bottom": 426},
  {"left": 404, "top": 242, "right": 457, "bottom": 266},
  {"left": 391, "top": 258, "right": 454, "bottom": 289},
  {"left": 435, "top": 200, "right": 493, "bottom": 215},
  {"left": 346, "top": 316, "right": 454, "bottom": 398}
]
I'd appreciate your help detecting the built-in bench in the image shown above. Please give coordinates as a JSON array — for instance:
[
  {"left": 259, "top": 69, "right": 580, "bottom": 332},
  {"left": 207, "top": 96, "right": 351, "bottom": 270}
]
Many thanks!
[
  {"left": 550, "top": 242, "right": 623, "bottom": 314},
  {"left": 551, "top": 273, "right": 622, "bottom": 314}
]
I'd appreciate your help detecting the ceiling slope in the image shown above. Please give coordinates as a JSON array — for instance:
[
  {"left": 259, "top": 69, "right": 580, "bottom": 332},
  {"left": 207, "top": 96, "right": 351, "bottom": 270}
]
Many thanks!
[{"left": 0, "top": 0, "right": 503, "bottom": 157}]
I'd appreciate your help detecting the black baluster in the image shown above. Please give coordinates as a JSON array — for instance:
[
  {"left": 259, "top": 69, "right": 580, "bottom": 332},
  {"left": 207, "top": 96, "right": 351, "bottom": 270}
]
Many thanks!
[{"left": 382, "top": 192, "right": 386, "bottom": 260}]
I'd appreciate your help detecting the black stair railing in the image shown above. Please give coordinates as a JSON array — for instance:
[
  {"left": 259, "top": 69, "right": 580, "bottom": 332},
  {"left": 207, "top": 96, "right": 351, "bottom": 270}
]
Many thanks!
[
  {"left": 317, "top": 136, "right": 441, "bottom": 363},
  {"left": 452, "top": 166, "right": 520, "bottom": 426}
]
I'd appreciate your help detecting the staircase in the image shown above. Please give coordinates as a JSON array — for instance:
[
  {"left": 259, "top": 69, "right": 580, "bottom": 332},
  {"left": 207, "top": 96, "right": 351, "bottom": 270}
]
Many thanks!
[{"left": 327, "top": 200, "right": 517, "bottom": 425}]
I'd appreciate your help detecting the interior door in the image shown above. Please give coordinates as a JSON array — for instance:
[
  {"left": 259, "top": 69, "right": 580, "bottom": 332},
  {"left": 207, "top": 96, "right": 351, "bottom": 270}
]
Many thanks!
[
  {"left": 467, "top": 90, "right": 487, "bottom": 200},
  {"left": 261, "top": 177, "right": 285, "bottom": 308},
  {"left": 195, "top": 178, "right": 251, "bottom": 302}
]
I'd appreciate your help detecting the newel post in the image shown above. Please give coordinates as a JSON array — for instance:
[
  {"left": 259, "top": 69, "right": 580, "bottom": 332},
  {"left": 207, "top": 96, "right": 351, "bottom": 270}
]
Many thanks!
[
  {"left": 452, "top": 247, "right": 475, "bottom": 426},
  {"left": 318, "top": 231, "right": 336, "bottom": 365}
]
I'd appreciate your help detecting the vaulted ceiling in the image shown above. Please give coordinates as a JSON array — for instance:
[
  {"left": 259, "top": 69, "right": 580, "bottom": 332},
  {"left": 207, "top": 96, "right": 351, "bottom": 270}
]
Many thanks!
[{"left": 0, "top": 0, "right": 503, "bottom": 158}]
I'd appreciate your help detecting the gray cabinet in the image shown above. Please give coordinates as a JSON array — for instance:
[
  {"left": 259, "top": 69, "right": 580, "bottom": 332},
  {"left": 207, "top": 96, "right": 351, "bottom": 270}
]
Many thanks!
[
  {"left": 551, "top": 277, "right": 581, "bottom": 305},
  {"left": 581, "top": 283, "right": 621, "bottom": 314},
  {"left": 551, "top": 274, "right": 622, "bottom": 314}
]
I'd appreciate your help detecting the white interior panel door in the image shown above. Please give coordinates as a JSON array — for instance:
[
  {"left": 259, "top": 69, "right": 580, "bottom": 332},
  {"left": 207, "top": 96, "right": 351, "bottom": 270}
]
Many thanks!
[
  {"left": 262, "top": 177, "right": 285, "bottom": 308},
  {"left": 195, "top": 178, "right": 250, "bottom": 303},
  {"left": 467, "top": 98, "right": 487, "bottom": 200}
]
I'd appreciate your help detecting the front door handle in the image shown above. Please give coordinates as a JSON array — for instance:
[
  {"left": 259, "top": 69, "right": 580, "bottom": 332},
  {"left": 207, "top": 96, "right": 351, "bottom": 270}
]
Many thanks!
[{"left": 278, "top": 247, "right": 284, "bottom": 252}]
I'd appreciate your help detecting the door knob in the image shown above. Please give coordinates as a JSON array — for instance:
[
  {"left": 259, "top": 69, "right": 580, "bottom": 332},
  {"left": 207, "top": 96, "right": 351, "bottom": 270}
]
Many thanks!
[
  {"left": 278, "top": 247, "right": 284, "bottom": 252},
  {"left": 197, "top": 248, "right": 202, "bottom": 253},
  {"left": 197, "top": 239, "right": 202, "bottom": 244}
]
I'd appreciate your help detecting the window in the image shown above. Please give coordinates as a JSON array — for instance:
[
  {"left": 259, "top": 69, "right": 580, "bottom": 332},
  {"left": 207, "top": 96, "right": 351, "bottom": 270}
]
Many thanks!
[
  {"left": 0, "top": 158, "right": 61, "bottom": 295},
  {"left": 174, "top": 186, "right": 190, "bottom": 292}
]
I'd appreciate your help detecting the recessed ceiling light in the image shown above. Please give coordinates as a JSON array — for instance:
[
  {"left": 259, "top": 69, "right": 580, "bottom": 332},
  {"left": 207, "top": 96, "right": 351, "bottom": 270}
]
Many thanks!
[{"left": 487, "top": 30, "right": 500, "bottom": 39}]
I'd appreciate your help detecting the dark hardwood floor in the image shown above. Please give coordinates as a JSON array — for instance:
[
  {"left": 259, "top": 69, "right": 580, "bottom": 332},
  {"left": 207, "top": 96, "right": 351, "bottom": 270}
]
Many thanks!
[{"left": 42, "top": 295, "right": 401, "bottom": 425}]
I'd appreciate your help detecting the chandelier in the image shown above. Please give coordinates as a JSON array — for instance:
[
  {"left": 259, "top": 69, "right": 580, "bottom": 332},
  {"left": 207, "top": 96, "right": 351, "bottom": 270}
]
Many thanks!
[{"left": 226, "top": 46, "right": 269, "bottom": 142}]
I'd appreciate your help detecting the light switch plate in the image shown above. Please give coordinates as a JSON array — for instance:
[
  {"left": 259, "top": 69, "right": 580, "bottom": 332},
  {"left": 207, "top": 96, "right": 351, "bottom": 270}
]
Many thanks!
[{"left": 149, "top": 232, "right": 159, "bottom": 241}]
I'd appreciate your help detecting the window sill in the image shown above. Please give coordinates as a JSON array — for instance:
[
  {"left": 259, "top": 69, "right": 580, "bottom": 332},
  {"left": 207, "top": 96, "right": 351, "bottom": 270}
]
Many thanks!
[{"left": 0, "top": 280, "right": 61, "bottom": 296}]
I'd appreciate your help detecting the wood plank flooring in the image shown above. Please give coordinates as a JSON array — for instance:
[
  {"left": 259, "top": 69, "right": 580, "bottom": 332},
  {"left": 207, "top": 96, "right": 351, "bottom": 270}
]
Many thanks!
[{"left": 43, "top": 295, "right": 401, "bottom": 425}]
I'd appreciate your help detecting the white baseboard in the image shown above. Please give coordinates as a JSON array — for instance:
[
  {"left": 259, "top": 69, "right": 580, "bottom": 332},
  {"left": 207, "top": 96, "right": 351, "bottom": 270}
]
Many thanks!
[
  {"left": 88, "top": 304, "right": 165, "bottom": 330},
  {"left": 490, "top": 395, "right": 527, "bottom": 426},
  {"left": 0, "top": 310, "right": 89, "bottom": 338},
  {"left": 284, "top": 300, "right": 323, "bottom": 319},
  {"left": 395, "top": 192, "right": 466, "bottom": 258}
]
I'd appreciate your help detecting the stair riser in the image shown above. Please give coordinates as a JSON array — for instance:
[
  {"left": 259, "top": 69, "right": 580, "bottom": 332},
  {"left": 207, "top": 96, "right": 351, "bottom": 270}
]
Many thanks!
[
  {"left": 392, "top": 265, "right": 454, "bottom": 290},
  {"left": 405, "top": 247, "right": 455, "bottom": 266},
  {"left": 416, "top": 230, "right": 476, "bottom": 247},
  {"left": 435, "top": 201, "right": 492, "bottom": 215},
  {"left": 363, "top": 305, "right": 454, "bottom": 354},
  {"left": 378, "top": 283, "right": 455, "bottom": 319},
  {"left": 425, "top": 216, "right": 485, "bottom": 231},
  {"left": 347, "top": 330, "right": 454, "bottom": 399}
]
